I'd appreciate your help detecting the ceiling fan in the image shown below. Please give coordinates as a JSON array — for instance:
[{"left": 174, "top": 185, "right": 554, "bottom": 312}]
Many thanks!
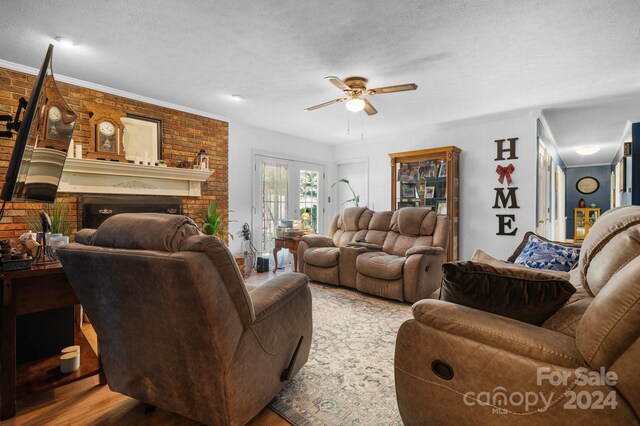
[{"left": 304, "top": 76, "right": 418, "bottom": 115}]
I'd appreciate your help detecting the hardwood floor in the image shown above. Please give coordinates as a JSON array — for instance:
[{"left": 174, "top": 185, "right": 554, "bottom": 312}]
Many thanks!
[{"left": 7, "top": 266, "right": 295, "bottom": 426}]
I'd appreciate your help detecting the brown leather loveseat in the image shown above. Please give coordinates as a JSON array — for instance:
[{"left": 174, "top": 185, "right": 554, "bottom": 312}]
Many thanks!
[
  {"left": 298, "top": 206, "right": 449, "bottom": 302},
  {"left": 394, "top": 205, "right": 640, "bottom": 424},
  {"left": 58, "top": 213, "right": 313, "bottom": 426}
]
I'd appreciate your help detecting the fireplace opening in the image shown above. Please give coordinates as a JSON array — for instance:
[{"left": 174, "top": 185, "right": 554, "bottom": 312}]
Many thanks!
[{"left": 80, "top": 195, "right": 182, "bottom": 229}]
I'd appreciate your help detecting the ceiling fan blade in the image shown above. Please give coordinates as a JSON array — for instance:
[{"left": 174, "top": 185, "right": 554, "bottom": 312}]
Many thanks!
[
  {"left": 304, "top": 97, "right": 347, "bottom": 111},
  {"left": 363, "top": 99, "right": 378, "bottom": 116},
  {"left": 367, "top": 83, "right": 418, "bottom": 95},
  {"left": 324, "top": 76, "right": 351, "bottom": 92}
]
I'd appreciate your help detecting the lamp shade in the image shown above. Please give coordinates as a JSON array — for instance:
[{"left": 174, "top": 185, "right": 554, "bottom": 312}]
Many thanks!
[{"left": 345, "top": 97, "right": 365, "bottom": 112}]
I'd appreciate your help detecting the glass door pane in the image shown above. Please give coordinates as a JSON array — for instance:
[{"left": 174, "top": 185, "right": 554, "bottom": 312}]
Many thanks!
[
  {"left": 260, "top": 160, "right": 288, "bottom": 253},
  {"left": 254, "top": 155, "right": 324, "bottom": 257},
  {"left": 299, "top": 169, "right": 319, "bottom": 232}
]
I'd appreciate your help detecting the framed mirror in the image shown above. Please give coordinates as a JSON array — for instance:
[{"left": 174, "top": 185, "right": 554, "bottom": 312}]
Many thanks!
[
  {"left": 576, "top": 176, "right": 600, "bottom": 194},
  {"left": 121, "top": 114, "right": 162, "bottom": 163}
]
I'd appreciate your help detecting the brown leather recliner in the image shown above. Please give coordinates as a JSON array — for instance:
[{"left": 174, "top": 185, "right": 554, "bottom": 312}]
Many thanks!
[
  {"left": 394, "top": 205, "right": 640, "bottom": 425},
  {"left": 57, "top": 213, "right": 312, "bottom": 426},
  {"left": 298, "top": 207, "right": 448, "bottom": 302}
]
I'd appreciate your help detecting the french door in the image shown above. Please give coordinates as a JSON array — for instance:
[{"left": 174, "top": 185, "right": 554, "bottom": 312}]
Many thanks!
[{"left": 254, "top": 154, "right": 324, "bottom": 254}]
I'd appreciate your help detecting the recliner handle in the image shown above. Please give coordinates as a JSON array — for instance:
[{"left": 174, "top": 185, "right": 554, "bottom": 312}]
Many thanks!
[{"left": 281, "top": 336, "right": 304, "bottom": 381}]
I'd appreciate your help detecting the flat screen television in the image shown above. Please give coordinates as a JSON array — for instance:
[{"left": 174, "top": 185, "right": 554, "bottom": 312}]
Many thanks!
[{"left": 0, "top": 44, "right": 77, "bottom": 204}]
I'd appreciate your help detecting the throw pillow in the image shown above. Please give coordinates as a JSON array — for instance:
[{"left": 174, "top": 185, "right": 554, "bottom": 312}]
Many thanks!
[
  {"left": 514, "top": 235, "right": 581, "bottom": 272},
  {"left": 441, "top": 261, "right": 576, "bottom": 325},
  {"left": 471, "top": 249, "right": 571, "bottom": 280},
  {"left": 507, "top": 231, "right": 580, "bottom": 263}
]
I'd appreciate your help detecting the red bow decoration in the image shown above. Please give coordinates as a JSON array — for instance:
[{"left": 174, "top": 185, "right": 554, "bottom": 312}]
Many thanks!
[{"left": 496, "top": 164, "right": 515, "bottom": 185}]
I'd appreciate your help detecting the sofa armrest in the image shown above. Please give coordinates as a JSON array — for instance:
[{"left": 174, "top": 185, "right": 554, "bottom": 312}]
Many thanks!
[
  {"left": 346, "top": 241, "right": 383, "bottom": 251},
  {"left": 250, "top": 272, "right": 309, "bottom": 323},
  {"left": 74, "top": 228, "right": 97, "bottom": 245},
  {"left": 300, "top": 234, "right": 334, "bottom": 247},
  {"left": 412, "top": 299, "right": 585, "bottom": 367},
  {"left": 405, "top": 245, "right": 443, "bottom": 257}
]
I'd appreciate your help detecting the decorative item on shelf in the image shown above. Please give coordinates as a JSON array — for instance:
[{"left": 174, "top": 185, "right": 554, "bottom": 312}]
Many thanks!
[
  {"left": 41, "top": 93, "right": 77, "bottom": 151},
  {"left": 24, "top": 198, "right": 72, "bottom": 262},
  {"left": 0, "top": 238, "right": 33, "bottom": 271},
  {"left": 87, "top": 106, "right": 127, "bottom": 162},
  {"left": 424, "top": 186, "right": 435, "bottom": 199},
  {"left": 194, "top": 149, "right": 209, "bottom": 171},
  {"left": 121, "top": 114, "right": 162, "bottom": 164},
  {"left": 436, "top": 201, "right": 447, "bottom": 215},
  {"left": 590, "top": 203, "right": 597, "bottom": 208},
  {"left": 157, "top": 159, "right": 167, "bottom": 167},
  {"left": 176, "top": 160, "right": 192, "bottom": 168},
  {"left": 578, "top": 198, "right": 586, "bottom": 208},
  {"left": 401, "top": 183, "right": 417, "bottom": 198},
  {"left": 437, "top": 162, "right": 447, "bottom": 178},
  {"left": 331, "top": 178, "right": 360, "bottom": 206}
]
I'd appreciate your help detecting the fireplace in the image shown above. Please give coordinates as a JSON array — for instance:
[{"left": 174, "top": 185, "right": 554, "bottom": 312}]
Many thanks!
[{"left": 80, "top": 195, "right": 183, "bottom": 229}]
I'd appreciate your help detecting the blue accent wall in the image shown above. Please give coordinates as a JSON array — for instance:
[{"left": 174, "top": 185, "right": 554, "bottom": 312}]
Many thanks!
[
  {"left": 632, "top": 122, "right": 639, "bottom": 204},
  {"left": 566, "top": 165, "right": 611, "bottom": 239}
]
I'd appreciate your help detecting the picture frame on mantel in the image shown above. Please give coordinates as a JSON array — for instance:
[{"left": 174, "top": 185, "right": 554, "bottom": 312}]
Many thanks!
[{"left": 121, "top": 114, "right": 163, "bottom": 164}]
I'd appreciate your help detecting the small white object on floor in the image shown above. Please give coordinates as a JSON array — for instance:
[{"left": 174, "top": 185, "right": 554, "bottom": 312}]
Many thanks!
[{"left": 60, "top": 346, "right": 81, "bottom": 373}]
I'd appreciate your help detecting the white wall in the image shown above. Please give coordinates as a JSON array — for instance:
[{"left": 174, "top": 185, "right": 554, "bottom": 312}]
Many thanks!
[
  {"left": 331, "top": 111, "right": 539, "bottom": 260},
  {"left": 228, "top": 121, "right": 335, "bottom": 253}
]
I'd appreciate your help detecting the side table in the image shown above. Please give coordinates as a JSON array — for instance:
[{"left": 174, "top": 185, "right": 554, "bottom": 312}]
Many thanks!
[
  {"left": 273, "top": 238, "right": 301, "bottom": 272},
  {"left": 0, "top": 263, "right": 103, "bottom": 419}
]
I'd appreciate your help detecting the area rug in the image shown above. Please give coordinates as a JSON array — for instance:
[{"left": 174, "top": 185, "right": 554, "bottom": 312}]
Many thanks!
[{"left": 269, "top": 282, "right": 412, "bottom": 425}]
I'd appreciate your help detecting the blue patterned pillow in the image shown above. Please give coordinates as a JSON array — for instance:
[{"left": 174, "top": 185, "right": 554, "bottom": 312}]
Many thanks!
[{"left": 514, "top": 235, "right": 580, "bottom": 272}]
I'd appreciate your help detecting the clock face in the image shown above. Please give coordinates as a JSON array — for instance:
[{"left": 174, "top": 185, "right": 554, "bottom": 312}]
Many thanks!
[
  {"left": 48, "top": 106, "right": 62, "bottom": 122},
  {"left": 99, "top": 121, "right": 115, "bottom": 136}
]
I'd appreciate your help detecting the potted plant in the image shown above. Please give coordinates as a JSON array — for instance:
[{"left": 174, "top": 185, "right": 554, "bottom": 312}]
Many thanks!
[
  {"left": 25, "top": 198, "right": 73, "bottom": 236},
  {"left": 24, "top": 198, "right": 73, "bottom": 256},
  {"left": 199, "top": 200, "right": 234, "bottom": 240},
  {"left": 331, "top": 178, "right": 360, "bottom": 207}
]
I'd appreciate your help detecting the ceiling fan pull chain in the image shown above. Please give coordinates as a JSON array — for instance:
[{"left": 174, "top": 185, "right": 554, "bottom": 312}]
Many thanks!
[
  {"left": 361, "top": 114, "right": 364, "bottom": 140},
  {"left": 346, "top": 111, "right": 350, "bottom": 135}
]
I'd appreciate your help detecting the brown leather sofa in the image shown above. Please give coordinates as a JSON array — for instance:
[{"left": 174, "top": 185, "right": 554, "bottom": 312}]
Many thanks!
[
  {"left": 298, "top": 206, "right": 449, "bottom": 302},
  {"left": 395, "top": 205, "right": 640, "bottom": 425},
  {"left": 57, "top": 213, "right": 313, "bottom": 426}
]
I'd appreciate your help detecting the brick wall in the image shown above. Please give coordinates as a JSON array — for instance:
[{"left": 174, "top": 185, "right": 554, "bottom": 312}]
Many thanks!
[{"left": 0, "top": 66, "right": 228, "bottom": 242}]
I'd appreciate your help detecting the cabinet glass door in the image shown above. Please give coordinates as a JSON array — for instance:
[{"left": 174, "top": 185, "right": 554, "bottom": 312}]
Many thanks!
[{"left": 575, "top": 209, "right": 586, "bottom": 240}]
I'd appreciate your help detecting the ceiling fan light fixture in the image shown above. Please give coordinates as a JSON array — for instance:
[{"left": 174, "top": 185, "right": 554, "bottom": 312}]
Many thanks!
[
  {"left": 345, "top": 97, "right": 365, "bottom": 112},
  {"left": 575, "top": 145, "right": 600, "bottom": 155}
]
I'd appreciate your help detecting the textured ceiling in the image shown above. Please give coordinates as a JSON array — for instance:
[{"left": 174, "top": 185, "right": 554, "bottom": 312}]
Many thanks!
[{"left": 1, "top": 0, "right": 639, "bottom": 166}]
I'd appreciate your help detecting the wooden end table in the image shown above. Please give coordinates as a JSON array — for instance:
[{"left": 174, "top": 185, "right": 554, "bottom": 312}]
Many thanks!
[
  {"left": 1, "top": 263, "right": 103, "bottom": 419},
  {"left": 273, "top": 238, "right": 301, "bottom": 272}
]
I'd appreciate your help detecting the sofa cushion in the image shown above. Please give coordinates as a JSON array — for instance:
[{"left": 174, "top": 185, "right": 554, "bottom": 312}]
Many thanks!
[
  {"left": 514, "top": 235, "right": 581, "bottom": 272},
  {"left": 356, "top": 252, "right": 405, "bottom": 280},
  {"left": 441, "top": 261, "right": 576, "bottom": 325},
  {"left": 395, "top": 208, "right": 435, "bottom": 236},
  {"left": 383, "top": 232, "right": 434, "bottom": 257},
  {"left": 337, "top": 207, "right": 371, "bottom": 231},
  {"left": 303, "top": 247, "right": 340, "bottom": 267}
]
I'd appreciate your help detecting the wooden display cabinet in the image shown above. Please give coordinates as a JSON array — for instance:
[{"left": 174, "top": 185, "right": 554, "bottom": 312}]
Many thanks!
[
  {"left": 389, "top": 146, "right": 461, "bottom": 261},
  {"left": 574, "top": 208, "right": 600, "bottom": 241}
]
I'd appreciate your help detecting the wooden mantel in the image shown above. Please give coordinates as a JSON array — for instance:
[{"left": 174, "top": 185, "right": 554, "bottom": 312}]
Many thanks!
[{"left": 58, "top": 158, "right": 213, "bottom": 197}]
